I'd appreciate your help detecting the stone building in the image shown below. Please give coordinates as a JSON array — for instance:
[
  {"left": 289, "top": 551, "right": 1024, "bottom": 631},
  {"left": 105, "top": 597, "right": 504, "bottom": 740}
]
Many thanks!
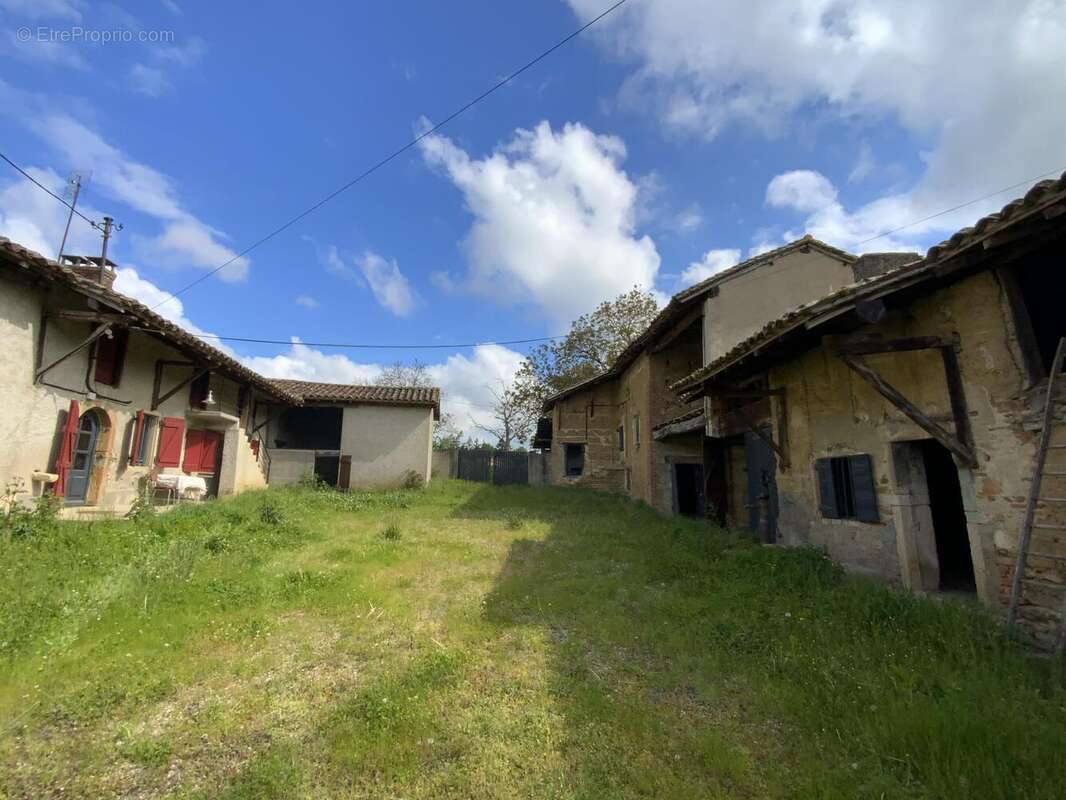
[
  {"left": 672, "top": 175, "right": 1065, "bottom": 643},
  {"left": 539, "top": 236, "right": 884, "bottom": 517},
  {"left": 0, "top": 238, "right": 438, "bottom": 515}
]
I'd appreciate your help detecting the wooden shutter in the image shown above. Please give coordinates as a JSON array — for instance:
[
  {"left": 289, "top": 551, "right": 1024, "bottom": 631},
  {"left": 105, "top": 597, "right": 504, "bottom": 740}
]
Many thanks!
[
  {"left": 129, "top": 411, "right": 146, "bottom": 465},
  {"left": 53, "top": 399, "right": 80, "bottom": 496},
  {"left": 815, "top": 458, "right": 839, "bottom": 519},
  {"left": 338, "top": 455, "right": 351, "bottom": 491},
  {"left": 198, "top": 431, "right": 221, "bottom": 474},
  {"left": 250, "top": 439, "right": 260, "bottom": 459},
  {"left": 156, "top": 417, "right": 185, "bottom": 468},
  {"left": 182, "top": 429, "right": 204, "bottom": 474},
  {"left": 93, "top": 328, "right": 128, "bottom": 387},
  {"left": 848, "top": 454, "right": 879, "bottom": 523}
]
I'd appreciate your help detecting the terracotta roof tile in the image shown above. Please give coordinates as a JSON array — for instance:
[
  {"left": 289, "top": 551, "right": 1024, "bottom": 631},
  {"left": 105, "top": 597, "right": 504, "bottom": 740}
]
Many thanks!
[{"left": 269, "top": 379, "right": 440, "bottom": 415}]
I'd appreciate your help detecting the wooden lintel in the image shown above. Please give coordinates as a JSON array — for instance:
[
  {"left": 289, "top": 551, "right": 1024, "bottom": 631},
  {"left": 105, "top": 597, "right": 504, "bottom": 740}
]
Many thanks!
[
  {"left": 51, "top": 309, "right": 129, "bottom": 325},
  {"left": 841, "top": 353, "right": 976, "bottom": 466},
  {"left": 35, "top": 322, "right": 111, "bottom": 383},
  {"left": 152, "top": 363, "right": 208, "bottom": 410},
  {"left": 828, "top": 334, "right": 956, "bottom": 356}
]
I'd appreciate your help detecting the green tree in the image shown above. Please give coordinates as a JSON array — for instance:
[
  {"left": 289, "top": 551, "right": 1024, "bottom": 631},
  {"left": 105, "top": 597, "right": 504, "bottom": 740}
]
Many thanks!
[{"left": 511, "top": 287, "right": 660, "bottom": 424}]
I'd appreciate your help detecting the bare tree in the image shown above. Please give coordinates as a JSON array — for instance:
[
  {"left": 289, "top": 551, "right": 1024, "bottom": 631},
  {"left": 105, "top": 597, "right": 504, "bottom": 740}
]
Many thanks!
[
  {"left": 471, "top": 381, "right": 538, "bottom": 450},
  {"left": 374, "top": 359, "right": 431, "bottom": 387}
]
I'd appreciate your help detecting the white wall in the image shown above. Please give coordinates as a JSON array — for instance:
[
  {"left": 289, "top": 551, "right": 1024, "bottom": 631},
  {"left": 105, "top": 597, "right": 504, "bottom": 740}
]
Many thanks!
[{"left": 340, "top": 405, "right": 433, "bottom": 488}]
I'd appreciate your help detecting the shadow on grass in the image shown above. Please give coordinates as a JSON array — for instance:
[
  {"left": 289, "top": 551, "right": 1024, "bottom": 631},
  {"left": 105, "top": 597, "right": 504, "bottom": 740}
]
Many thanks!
[{"left": 457, "top": 482, "right": 1066, "bottom": 800}]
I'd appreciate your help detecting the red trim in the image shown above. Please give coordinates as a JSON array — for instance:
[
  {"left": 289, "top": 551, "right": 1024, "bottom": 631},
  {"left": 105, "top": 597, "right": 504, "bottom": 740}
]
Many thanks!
[{"left": 156, "top": 417, "right": 185, "bottom": 468}]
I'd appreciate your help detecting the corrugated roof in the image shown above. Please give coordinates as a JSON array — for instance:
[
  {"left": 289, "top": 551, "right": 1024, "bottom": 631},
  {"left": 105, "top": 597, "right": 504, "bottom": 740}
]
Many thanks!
[
  {"left": 670, "top": 171, "right": 1066, "bottom": 394},
  {"left": 269, "top": 379, "right": 441, "bottom": 415},
  {"left": 1, "top": 237, "right": 302, "bottom": 404},
  {"left": 543, "top": 235, "right": 856, "bottom": 409}
]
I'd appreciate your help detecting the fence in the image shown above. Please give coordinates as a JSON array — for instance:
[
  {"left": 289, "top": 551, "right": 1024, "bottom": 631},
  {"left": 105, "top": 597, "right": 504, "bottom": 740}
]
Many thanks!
[{"left": 432, "top": 448, "right": 549, "bottom": 486}]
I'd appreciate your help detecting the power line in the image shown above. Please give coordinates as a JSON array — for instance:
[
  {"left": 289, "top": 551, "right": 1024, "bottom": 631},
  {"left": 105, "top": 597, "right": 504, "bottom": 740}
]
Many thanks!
[
  {"left": 857, "top": 165, "right": 1066, "bottom": 246},
  {"left": 149, "top": 0, "right": 629, "bottom": 312},
  {"left": 0, "top": 152, "right": 97, "bottom": 227},
  {"left": 190, "top": 332, "right": 565, "bottom": 349}
]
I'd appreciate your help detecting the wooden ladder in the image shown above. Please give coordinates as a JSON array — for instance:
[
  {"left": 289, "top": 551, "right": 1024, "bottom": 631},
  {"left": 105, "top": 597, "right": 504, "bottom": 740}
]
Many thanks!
[{"left": 1007, "top": 337, "right": 1066, "bottom": 652}]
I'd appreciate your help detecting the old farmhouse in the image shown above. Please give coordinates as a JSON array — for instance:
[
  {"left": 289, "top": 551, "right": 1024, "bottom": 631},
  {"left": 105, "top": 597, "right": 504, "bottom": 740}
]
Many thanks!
[{"left": 0, "top": 238, "right": 438, "bottom": 515}]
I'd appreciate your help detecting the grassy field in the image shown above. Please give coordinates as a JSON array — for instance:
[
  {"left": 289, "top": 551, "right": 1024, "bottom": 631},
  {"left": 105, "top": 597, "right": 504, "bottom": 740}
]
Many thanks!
[{"left": 1, "top": 480, "right": 1064, "bottom": 799}]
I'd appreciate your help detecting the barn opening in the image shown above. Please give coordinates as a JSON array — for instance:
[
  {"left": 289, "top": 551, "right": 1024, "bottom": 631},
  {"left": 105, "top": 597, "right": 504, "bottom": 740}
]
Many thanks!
[
  {"left": 920, "top": 440, "right": 976, "bottom": 592},
  {"left": 673, "top": 462, "right": 705, "bottom": 517},
  {"left": 1008, "top": 247, "right": 1064, "bottom": 377},
  {"left": 272, "top": 407, "right": 342, "bottom": 450}
]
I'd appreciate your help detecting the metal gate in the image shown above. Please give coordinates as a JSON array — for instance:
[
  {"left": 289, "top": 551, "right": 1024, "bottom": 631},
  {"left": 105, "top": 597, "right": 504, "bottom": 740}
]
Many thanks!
[
  {"left": 457, "top": 448, "right": 492, "bottom": 482},
  {"left": 492, "top": 450, "right": 529, "bottom": 485}
]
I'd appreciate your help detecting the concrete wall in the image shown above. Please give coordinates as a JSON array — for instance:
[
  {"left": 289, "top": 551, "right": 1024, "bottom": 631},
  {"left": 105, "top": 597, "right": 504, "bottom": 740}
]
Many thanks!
[
  {"left": 431, "top": 448, "right": 456, "bottom": 479},
  {"left": 0, "top": 276, "right": 268, "bottom": 515},
  {"left": 265, "top": 449, "right": 315, "bottom": 486},
  {"left": 758, "top": 269, "right": 1056, "bottom": 631},
  {"left": 340, "top": 404, "right": 433, "bottom": 488},
  {"left": 703, "top": 248, "right": 856, "bottom": 362}
]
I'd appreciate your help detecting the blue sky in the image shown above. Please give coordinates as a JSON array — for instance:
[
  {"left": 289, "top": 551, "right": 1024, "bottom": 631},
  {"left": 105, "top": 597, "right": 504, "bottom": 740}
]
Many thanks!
[{"left": 2, "top": 0, "right": 1064, "bottom": 437}]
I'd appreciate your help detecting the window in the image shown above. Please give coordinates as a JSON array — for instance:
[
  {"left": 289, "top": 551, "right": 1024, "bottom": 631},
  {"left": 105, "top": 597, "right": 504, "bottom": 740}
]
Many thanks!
[
  {"left": 128, "top": 411, "right": 159, "bottom": 466},
  {"left": 189, "top": 371, "right": 210, "bottom": 408},
  {"left": 617, "top": 424, "right": 625, "bottom": 452},
  {"left": 815, "top": 454, "right": 879, "bottom": 522},
  {"left": 93, "top": 327, "right": 128, "bottom": 387},
  {"left": 633, "top": 414, "right": 641, "bottom": 447},
  {"left": 564, "top": 443, "right": 585, "bottom": 476}
]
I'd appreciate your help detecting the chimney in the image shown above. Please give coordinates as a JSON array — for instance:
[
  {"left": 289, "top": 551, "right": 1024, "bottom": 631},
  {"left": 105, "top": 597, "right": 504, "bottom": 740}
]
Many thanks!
[{"left": 59, "top": 254, "right": 118, "bottom": 290}]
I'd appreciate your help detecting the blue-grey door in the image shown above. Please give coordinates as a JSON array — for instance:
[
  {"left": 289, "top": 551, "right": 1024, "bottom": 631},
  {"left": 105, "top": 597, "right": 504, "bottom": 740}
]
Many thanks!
[
  {"left": 744, "top": 429, "right": 778, "bottom": 542},
  {"left": 65, "top": 413, "right": 99, "bottom": 505}
]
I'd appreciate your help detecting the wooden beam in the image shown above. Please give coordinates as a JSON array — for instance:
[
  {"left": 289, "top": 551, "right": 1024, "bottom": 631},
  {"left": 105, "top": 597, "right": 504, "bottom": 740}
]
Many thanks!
[
  {"left": 829, "top": 334, "right": 956, "bottom": 356},
  {"left": 771, "top": 388, "right": 790, "bottom": 472},
  {"left": 841, "top": 353, "right": 977, "bottom": 466},
  {"left": 939, "top": 344, "right": 974, "bottom": 456},
  {"left": 51, "top": 309, "right": 129, "bottom": 324},
  {"left": 733, "top": 404, "right": 789, "bottom": 469},
  {"left": 649, "top": 307, "right": 702, "bottom": 354},
  {"left": 152, "top": 364, "right": 207, "bottom": 410},
  {"left": 705, "top": 383, "right": 785, "bottom": 398},
  {"left": 35, "top": 322, "right": 111, "bottom": 383}
]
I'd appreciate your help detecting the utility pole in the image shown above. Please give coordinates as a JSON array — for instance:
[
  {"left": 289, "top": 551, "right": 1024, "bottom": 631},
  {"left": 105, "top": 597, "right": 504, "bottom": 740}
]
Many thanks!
[
  {"left": 56, "top": 172, "right": 83, "bottom": 261},
  {"left": 97, "top": 215, "right": 122, "bottom": 281}
]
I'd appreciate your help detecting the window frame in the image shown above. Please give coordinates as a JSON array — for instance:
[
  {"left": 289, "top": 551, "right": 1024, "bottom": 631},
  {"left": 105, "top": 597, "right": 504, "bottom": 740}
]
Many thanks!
[
  {"left": 815, "top": 454, "right": 879, "bottom": 523},
  {"left": 633, "top": 414, "right": 641, "bottom": 448},
  {"left": 617, "top": 424, "right": 625, "bottom": 452},
  {"left": 132, "top": 413, "right": 159, "bottom": 467}
]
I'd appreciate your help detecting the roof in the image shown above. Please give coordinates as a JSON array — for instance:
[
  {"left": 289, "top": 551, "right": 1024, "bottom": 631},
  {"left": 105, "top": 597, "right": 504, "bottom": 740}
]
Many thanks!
[
  {"left": 1, "top": 237, "right": 302, "bottom": 405},
  {"left": 651, "top": 406, "right": 705, "bottom": 440},
  {"left": 670, "top": 171, "right": 1066, "bottom": 394},
  {"left": 543, "top": 235, "right": 855, "bottom": 409},
  {"left": 269, "top": 379, "right": 441, "bottom": 417}
]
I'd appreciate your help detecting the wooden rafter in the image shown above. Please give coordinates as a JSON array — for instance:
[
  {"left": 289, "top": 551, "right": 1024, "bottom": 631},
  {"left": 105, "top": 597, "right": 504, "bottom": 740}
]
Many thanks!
[
  {"left": 830, "top": 334, "right": 957, "bottom": 356},
  {"left": 840, "top": 353, "right": 977, "bottom": 466}
]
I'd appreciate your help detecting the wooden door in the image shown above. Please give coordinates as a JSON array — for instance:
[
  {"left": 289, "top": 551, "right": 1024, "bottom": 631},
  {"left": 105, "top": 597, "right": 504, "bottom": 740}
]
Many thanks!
[{"left": 66, "top": 413, "right": 99, "bottom": 504}]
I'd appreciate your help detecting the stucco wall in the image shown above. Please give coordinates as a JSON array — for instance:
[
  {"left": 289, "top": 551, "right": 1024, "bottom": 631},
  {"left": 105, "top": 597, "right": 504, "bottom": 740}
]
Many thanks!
[
  {"left": 764, "top": 270, "right": 1046, "bottom": 618},
  {"left": 703, "top": 248, "right": 857, "bottom": 362},
  {"left": 266, "top": 449, "right": 316, "bottom": 486},
  {"left": 340, "top": 404, "right": 433, "bottom": 488},
  {"left": 0, "top": 277, "right": 268, "bottom": 514},
  {"left": 548, "top": 382, "right": 625, "bottom": 493}
]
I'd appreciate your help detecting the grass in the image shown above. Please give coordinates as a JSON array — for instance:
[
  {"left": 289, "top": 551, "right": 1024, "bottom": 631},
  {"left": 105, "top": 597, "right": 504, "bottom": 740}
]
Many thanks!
[{"left": 0, "top": 480, "right": 1064, "bottom": 798}]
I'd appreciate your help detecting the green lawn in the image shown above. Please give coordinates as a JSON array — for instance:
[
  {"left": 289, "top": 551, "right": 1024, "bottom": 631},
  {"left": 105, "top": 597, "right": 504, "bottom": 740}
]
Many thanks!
[{"left": 1, "top": 480, "right": 1064, "bottom": 799}]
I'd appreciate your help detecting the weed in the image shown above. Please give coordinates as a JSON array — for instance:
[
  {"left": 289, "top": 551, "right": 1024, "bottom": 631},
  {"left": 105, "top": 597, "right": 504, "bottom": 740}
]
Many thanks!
[
  {"left": 380, "top": 524, "right": 402, "bottom": 541},
  {"left": 258, "top": 498, "right": 285, "bottom": 526},
  {"left": 121, "top": 736, "right": 172, "bottom": 768},
  {"left": 401, "top": 469, "right": 425, "bottom": 490}
]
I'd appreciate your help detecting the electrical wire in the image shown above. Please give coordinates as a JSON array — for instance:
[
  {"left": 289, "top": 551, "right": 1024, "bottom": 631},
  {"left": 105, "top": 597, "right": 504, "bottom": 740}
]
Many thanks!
[
  {"left": 147, "top": 0, "right": 630, "bottom": 312},
  {"left": 0, "top": 152, "right": 97, "bottom": 226},
  {"left": 190, "top": 332, "right": 565, "bottom": 349}
]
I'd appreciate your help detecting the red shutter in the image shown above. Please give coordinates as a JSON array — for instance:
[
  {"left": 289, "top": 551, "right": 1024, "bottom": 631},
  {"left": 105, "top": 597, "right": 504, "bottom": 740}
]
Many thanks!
[
  {"left": 156, "top": 417, "right": 185, "bottom": 468},
  {"left": 94, "top": 329, "right": 128, "bottom": 387},
  {"left": 250, "top": 439, "right": 260, "bottom": 459},
  {"left": 199, "top": 431, "right": 221, "bottom": 474},
  {"left": 129, "top": 411, "right": 146, "bottom": 465},
  {"left": 53, "top": 400, "right": 80, "bottom": 496},
  {"left": 182, "top": 429, "right": 204, "bottom": 474}
]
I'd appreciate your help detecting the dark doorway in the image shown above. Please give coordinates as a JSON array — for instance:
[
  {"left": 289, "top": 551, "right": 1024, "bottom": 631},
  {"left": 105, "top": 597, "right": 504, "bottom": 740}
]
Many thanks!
[
  {"left": 274, "top": 406, "right": 343, "bottom": 450},
  {"left": 674, "top": 462, "right": 706, "bottom": 517},
  {"left": 744, "top": 429, "right": 778, "bottom": 542},
  {"left": 920, "top": 440, "right": 976, "bottom": 592},
  {"left": 314, "top": 455, "right": 340, "bottom": 487},
  {"left": 703, "top": 439, "right": 728, "bottom": 526}
]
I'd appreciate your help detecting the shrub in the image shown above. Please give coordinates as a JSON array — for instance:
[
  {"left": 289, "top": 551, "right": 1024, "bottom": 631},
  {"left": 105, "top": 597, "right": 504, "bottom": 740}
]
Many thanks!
[
  {"left": 259, "top": 498, "right": 286, "bottom": 526},
  {"left": 380, "top": 524, "right": 402, "bottom": 541},
  {"left": 401, "top": 470, "right": 424, "bottom": 490}
]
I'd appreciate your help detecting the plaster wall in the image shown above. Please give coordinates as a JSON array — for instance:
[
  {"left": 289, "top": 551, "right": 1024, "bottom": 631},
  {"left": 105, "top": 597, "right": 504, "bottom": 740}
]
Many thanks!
[{"left": 340, "top": 404, "right": 433, "bottom": 488}]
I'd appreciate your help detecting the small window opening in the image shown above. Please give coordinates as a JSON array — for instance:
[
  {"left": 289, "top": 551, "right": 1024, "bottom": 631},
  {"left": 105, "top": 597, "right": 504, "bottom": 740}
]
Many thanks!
[
  {"left": 617, "top": 425, "right": 625, "bottom": 452},
  {"left": 564, "top": 443, "right": 585, "bottom": 476},
  {"left": 816, "top": 454, "right": 878, "bottom": 522}
]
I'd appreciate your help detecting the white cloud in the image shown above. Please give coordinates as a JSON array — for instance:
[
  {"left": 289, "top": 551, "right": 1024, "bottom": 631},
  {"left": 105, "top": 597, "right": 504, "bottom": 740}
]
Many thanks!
[
  {"left": 3, "top": 29, "right": 90, "bottom": 69},
  {"left": 674, "top": 204, "right": 704, "bottom": 233},
  {"left": 155, "top": 36, "right": 206, "bottom": 67},
  {"left": 294, "top": 294, "right": 319, "bottom": 308},
  {"left": 129, "top": 63, "right": 171, "bottom": 96},
  {"left": 679, "top": 248, "right": 741, "bottom": 286},
  {"left": 0, "top": 0, "right": 83, "bottom": 19},
  {"left": 430, "top": 270, "right": 457, "bottom": 294},
  {"left": 0, "top": 166, "right": 103, "bottom": 258},
  {"left": 0, "top": 93, "right": 251, "bottom": 282},
  {"left": 111, "top": 266, "right": 231, "bottom": 351},
  {"left": 848, "top": 140, "right": 876, "bottom": 184},
  {"left": 766, "top": 171, "right": 837, "bottom": 214},
  {"left": 419, "top": 120, "right": 660, "bottom": 324},
  {"left": 568, "top": 0, "right": 1066, "bottom": 241},
  {"left": 355, "top": 250, "right": 416, "bottom": 316}
]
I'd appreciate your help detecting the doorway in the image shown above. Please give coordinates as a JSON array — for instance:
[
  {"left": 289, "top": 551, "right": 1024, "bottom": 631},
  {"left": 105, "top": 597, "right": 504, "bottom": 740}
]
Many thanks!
[
  {"left": 920, "top": 440, "right": 976, "bottom": 592},
  {"left": 674, "top": 462, "right": 706, "bottom": 517},
  {"left": 314, "top": 455, "right": 340, "bottom": 486},
  {"left": 65, "top": 412, "right": 100, "bottom": 505},
  {"left": 744, "top": 429, "right": 778, "bottom": 542}
]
